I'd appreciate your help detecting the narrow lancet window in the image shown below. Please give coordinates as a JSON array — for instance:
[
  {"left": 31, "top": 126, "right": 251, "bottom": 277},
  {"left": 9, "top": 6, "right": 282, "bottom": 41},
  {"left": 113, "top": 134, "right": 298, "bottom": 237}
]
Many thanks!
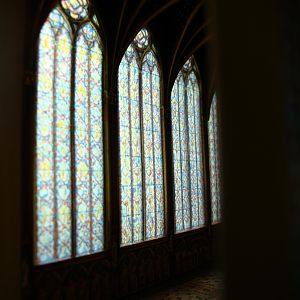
[
  {"left": 119, "top": 29, "right": 165, "bottom": 246},
  {"left": 171, "top": 57, "right": 205, "bottom": 233},
  {"left": 74, "top": 23, "right": 104, "bottom": 256},
  {"left": 35, "top": 0, "right": 104, "bottom": 264}
]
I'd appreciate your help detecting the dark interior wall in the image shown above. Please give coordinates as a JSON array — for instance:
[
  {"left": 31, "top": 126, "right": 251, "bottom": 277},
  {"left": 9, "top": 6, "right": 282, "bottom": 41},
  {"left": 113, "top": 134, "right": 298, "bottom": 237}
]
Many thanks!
[
  {"left": 280, "top": 1, "right": 300, "bottom": 299},
  {"left": 0, "top": 0, "right": 26, "bottom": 299},
  {"left": 213, "top": 0, "right": 289, "bottom": 299}
]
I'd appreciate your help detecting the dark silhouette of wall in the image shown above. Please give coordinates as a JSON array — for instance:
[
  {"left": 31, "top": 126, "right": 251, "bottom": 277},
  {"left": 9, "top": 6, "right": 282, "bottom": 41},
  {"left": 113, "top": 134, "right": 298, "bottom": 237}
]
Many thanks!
[
  {"left": 213, "top": 0, "right": 293, "bottom": 298},
  {"left": 0, "top": 0, "right": 26, "bottom": 299},
  {"left": 280, "top": 1, "right": 300, "bottom": 299}
]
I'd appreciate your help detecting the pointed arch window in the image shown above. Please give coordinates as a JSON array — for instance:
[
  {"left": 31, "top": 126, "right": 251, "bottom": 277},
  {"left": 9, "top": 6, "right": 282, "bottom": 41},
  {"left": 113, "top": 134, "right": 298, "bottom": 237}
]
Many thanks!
[
  {"left": 119, "top": 29, "right": 165, "bottom": 246},
  {"left": 35, "top": 0, "right": 104, "bottom": 264},
  {"left": 171, "top": 57, "right": 205, "bottom": 233},
  {"left": 208, "top": 93, "right": 221, "bottom": 223}
]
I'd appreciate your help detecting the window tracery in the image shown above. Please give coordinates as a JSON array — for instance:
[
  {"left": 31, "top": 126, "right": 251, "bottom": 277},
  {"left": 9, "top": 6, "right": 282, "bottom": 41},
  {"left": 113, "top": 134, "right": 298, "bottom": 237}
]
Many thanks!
[
  {"left": 118, "top": 28, "right": 165, "bottom": 246},
  {"left": 171, "top": 57, "right": 205, "bottom": 232},
  {"left": 34, "top": 2, "right": 218, "bottom": 265},
  {"left": 35, "top": 0, "right": 104, "bottom": 264}
]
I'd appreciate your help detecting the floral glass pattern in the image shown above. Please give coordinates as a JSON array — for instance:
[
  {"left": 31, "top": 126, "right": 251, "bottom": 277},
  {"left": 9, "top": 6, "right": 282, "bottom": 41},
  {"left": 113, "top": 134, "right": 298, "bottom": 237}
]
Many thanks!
[
  {"left": 208, "top": 94, "right": 221, "bottom": 223},
  {"left": 35, "top": 1, "right": 103, "bottom": 265},
  {"left": 171, "top": 57, "right": 205, "bottom": 233},
  {"left": 119, "top": 29, "right": 165, "bottom": 246},
  {"left": 74, "top": 23, "right": 103, "bottom": 256}
]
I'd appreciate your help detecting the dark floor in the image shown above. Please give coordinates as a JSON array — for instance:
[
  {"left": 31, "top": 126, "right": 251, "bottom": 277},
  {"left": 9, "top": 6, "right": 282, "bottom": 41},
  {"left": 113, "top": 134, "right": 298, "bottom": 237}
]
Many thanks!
[{"left": 140, "top": 271, "right": 223, "bottom": 300}]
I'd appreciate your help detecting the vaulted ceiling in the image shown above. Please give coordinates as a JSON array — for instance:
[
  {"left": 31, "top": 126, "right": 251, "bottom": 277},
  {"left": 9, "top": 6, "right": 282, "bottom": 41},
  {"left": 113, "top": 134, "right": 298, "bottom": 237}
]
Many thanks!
[
  {"left": 95, "top": 0, "right": 215, "bottom": 115},
  {"left": 31, "top": 0, "right": 215, "bottom": 116}
]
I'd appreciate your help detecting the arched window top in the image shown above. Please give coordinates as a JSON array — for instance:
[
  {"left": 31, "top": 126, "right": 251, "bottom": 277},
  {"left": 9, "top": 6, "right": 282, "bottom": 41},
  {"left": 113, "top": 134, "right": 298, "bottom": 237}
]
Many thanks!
[
  {"left": 43, "top": 8, "right": 71, "bottom": 36},
  {"left": 77, "top": 22, "right": 100, "bottom": 46},
  {"left": 81, "top": 22, "right": 97, "bottom": 41},
  {"left": 61, "top": 0, "right": 89, "bottom": 20},
  {"left": 123, "top": 28, "right": 159, "bottom": 69},
  {"left": 123, "top": 44, "right": 137, "bottom": 62},
  {"left": 177, "top": 56, "right": 200, "bottom": 85},
  {"left": 142, "top": 51, "right": 158, "bottom": 70},
  {"left": 175, "top": 70, "right": 184, "bottom": 82},
  {"left": 118, "top": 27, "right": 164, "bottom": 246},
  {"left": 35, "top": 0, "right": 104, "bottom": 265},
  {"left": 41, "top": 1, "right": 101, "bottom": 37},
  {"left": 171, "top": 55, "right": 205, "bottom": 233}
]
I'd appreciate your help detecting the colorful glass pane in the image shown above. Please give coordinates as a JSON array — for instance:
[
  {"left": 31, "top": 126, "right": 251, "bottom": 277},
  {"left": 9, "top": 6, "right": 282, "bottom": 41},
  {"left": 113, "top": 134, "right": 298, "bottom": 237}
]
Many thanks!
[
  {"left": 35, "top": 9, "right": 72, "bottom": 264},
  {"left": 75, "top": 23, "right": 103, "bottom": 256},
  {"left": 134, "top": 28, "right": 149, "bottom": 49},
  {"left": 119, "top": 31, "right": 165, "bottom": 246},
  {"left": 61, "top": 0, "right": 89, "bottom": 20},
  {"left": 187, "top": 72, "right": 205, "bottom": 227},
  {"left": 208, "top": 94, "right": 221, "bottom": 223},
  {"left": 35, "top": 4, "right": 104, "bottom": 265},
  {"left": 183, "top": 57, "right": 192, "bottom": 71},
  {"left": 152, "top": 64, "right": 164, "bottom": 237},
  {"left": 171, "top": 58, "right": 205, "bottom": 233},
  {"left": 142, "top": 52, "right": 164, "bottom": 239},
  {"left": 119, "top": 46, "right": 143, "bottom": 245}
]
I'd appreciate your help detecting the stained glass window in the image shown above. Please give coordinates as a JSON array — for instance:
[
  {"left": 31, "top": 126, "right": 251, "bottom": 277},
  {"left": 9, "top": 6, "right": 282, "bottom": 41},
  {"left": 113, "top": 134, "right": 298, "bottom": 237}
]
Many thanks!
[
  {"left": 35, "top": 0, "right": 104, "bottom": 265},
  {"left": 208, "top": 94, "right": 221, "bottom": 224},
  {"left": 171, "top": 57, "right": 205, "bottom": 233},
  {"left": 119, "top": 29, "right": 165, "bottom": 246}
]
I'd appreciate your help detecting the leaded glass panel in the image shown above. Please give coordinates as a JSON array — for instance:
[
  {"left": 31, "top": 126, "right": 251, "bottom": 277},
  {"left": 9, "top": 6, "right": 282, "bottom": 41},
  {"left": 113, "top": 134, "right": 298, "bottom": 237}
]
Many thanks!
[
  {"left": 36, "top": 8, "right": 72, "bottom": 264},
  {"left": 119, "top": 29, "right": 165, "bottom": 246},
  {"left": 74, "top": 23, "right": 103, "bottom": 256},
  {"left": 35, "top": 1, "right": 104, "bottom": 265},
  {"left": 171, "top": 58, "right": 205, "bottom": 233}
]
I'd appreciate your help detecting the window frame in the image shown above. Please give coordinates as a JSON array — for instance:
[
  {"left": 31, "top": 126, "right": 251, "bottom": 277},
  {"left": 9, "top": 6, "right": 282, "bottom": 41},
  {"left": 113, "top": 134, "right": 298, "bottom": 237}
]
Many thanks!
[
  {"left": 117, "top": 27, "right": 167, "bottom": 248},
  {"left": 170, "top": 57, "right": 208, "bottom": 234},
  {"left": 28, "top": 4, "right": 217, "bottom": 269},
  {"left": 33, "top": 0, "right": 108, "bottom": 266}
]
